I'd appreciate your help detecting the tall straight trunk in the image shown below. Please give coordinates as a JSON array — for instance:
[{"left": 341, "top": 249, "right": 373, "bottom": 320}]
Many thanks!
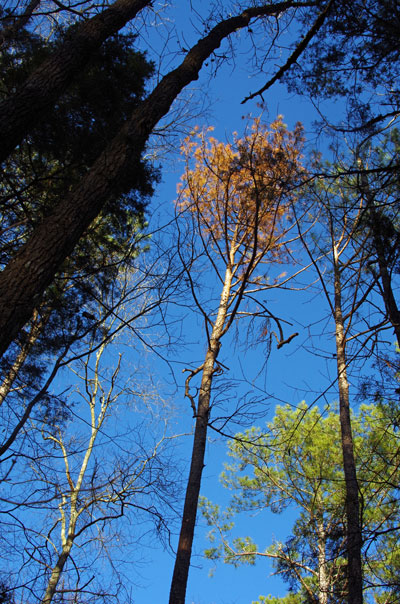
[
  {"left": 360, "top": 171, "right": 400, "bottom": 346},
  {"left": 169, "top": 266, "right": 232, "bottom": 604},
  {"left": 0, "top": 1, "right": 299, "bottom": 359},
  {"left": 0, "top": 0, "right": 151, "bottom": 162},
  {"left": 333, "top": 248, "right": 363, "bottom": 604}
]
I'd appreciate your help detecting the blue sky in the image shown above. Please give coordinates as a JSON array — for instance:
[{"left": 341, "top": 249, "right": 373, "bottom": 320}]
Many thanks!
[
  {"left": 2, "top": 2, "right": 390, "bottom": 603},
  {"left": 128, "top": 5, "right": 347, "bottom": 600}
]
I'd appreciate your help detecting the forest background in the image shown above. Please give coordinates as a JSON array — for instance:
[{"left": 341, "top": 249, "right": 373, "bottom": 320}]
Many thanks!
[{"left": 0, "top": 1, "right": 399, "bottom": 604}]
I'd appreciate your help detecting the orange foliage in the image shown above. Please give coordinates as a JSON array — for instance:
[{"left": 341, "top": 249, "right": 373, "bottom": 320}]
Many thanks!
[{"left": 176, "top": 116, "right": 304, "bottom": 264}]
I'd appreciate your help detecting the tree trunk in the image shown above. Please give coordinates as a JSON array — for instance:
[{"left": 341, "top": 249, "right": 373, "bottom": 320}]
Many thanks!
[
  {"left": 0, "top": 309, "right": 45, "bottom": 406},
  {"left": 168, "top": 340, "right": 220, "bottom": 604},
  {"left": 317, "top": 519, "right": 329, "bottom": 604},
  {"left": 333, "top": 248, "right": 363, "bottom": 604},
  {"left": 0, "top": 2, "right": 297, "bottom": 358},
  {"left": 0, "top": 0, "right": 151, "bottom": 162},
  {"left": 360, "top": 170, "right": 400, "bottom": 346},
  {"left": 169, "top": 265, "right": 232, "bottom": 604},
  {"left": 41, "top": 538, "right": 74, "bottom": 604}
]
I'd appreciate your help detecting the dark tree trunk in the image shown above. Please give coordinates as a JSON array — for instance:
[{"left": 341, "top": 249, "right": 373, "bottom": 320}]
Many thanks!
[
  {"left": 360, "top": 171, "right": 400, "bottom": 346},
  {"left": 0, "top": 1, "right": 299, "bottom": 358},
  {"left": 168, "top": 341, "right": 219, "bottom": 604},
  {"left": 0, "top": 0, "right": 151, "bottom": 162},
  {"left": 333, "top": 248, "right": 363, "bottom": 604}
]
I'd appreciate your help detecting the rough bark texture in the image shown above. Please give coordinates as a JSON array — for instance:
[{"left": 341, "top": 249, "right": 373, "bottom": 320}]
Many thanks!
[
  {"left": 0, "top": 1, "right": 305, "bottom": 358},
  {"left": 0, "top": 0, "right": 151, "bottom": 162},
  {"left": 333, "top": 248, "right": 363, "bottom": 604}
]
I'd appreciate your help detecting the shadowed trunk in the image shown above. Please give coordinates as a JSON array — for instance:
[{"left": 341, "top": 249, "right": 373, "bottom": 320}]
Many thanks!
[{"left": 0, "top": 0, "right": 151, "bottom": 162}]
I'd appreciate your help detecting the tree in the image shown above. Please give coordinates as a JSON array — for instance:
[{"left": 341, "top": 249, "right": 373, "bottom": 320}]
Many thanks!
[
  {"left": 355, "top": 133, "right": 400, "bottom": 347},
  {"left": 201, "top": 403, "right": 400, "bottom": 604},
  {"left": 0, "top": 0, "right": 331, "bottom": 357},
  {"left": 0, "top": 29, "right": 157, "bottom": 455},
  {"left": 1, "top": 302, "right": 178, "bottom": 604},
  {"left": 169, "top": 116, "right": 305, "bottom": 603},
  {"left": 263, "top": 0, "right": 400, "bottom": 133}
]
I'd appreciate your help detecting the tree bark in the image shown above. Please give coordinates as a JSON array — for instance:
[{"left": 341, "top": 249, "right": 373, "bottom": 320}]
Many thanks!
[
  {"left": 0, "top": 1, "right": 306, "bottom": 358},
  {"left": 0, "top": 0, "right": 151, "bottom": 162},
  {"left": 0, "top": 308, "right": 44, "bottom": 406},
  {"left": 333, "top": 247, "right": 363, "bottom": 604},
  {"left": 317, "top": 519, "right": 329, "bottom": 604},
  {"left": 169, "top": 265, "right": 232, "bottom": 604},
  {"left": 41, "top": 539, "right": 74, "bottom": 604}
]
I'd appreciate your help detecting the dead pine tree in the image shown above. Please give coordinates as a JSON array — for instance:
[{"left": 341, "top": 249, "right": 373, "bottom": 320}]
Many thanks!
[{"left": 169, "top": 116, "right": 305, "bottom": 603}]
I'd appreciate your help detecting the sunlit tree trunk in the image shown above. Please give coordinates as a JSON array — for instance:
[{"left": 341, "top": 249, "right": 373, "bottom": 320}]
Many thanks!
[
  {"left": 333, "top": 245, "right": 363, "bottom": 604},
  {"left": 317, "top": 519, "right": 329, "bottom": 604},
  {"left": 0, "top": 309, "right": 44, "bottom": 405}
]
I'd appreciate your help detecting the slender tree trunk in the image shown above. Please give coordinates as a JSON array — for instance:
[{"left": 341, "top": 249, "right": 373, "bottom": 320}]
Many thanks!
[
  {"left": 169, "top": 266, "right": 232, "bottom": 604},
  {"left": 333, "top": 248, "right": 363, "bottom": 604},
  {"left": 0, "top": 0, "right": 151, "bottom": 162},
  {"left": 0, "top": 309, "right": 44, "bottom": 405},
  {"left": 0, "top": 1, "right": 304, "bottom": 359},
  {"left": 317, "top": 519, "right": 329, "bottom": 604},
  {"left": 360, "top": 171, "right": 400, "bottom": 346}
]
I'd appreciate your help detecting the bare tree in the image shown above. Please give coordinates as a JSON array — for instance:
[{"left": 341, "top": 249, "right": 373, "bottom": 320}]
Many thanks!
[{"left": 1, "top": 306, "right": 178, "bottom": 604}]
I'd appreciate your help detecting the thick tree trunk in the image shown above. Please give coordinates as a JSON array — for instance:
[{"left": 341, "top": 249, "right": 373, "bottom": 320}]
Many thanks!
[
  {"left": 169, "top": 266, "right": 232, "bottom": 604},
  {"left": 333, "top": 249, "right": 363, "bottom": 604},
  {"left": 0, "top": 0, "right": 151, "bottom": 162},
  {"left": 41, "top": 538, "right": 74, "bottom": 604},
  {"left": 0, "top": 1, "right": 299, "bottom": 358}
]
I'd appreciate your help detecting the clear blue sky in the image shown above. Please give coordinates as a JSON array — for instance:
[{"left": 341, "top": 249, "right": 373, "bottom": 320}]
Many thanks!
[
  {"left": 127, "top": 4, "right": 348, "bottom": 603},
  {"left": 3, "top": 3, "right": 377, "bottom": 603}
]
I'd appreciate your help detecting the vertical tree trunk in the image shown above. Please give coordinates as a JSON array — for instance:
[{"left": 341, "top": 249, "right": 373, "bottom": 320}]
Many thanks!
[
  {"left": 360, "top": 170, "right": 400, "bottom": 346},
  {"left": 333, "top": 248, "right": 363, "bottom": 604},
  {"left": 169, "top": 267, "right": 232, "bottom": 604},
  {"left": 317, "top": 519, "right": 329, "bottom": 604}
]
